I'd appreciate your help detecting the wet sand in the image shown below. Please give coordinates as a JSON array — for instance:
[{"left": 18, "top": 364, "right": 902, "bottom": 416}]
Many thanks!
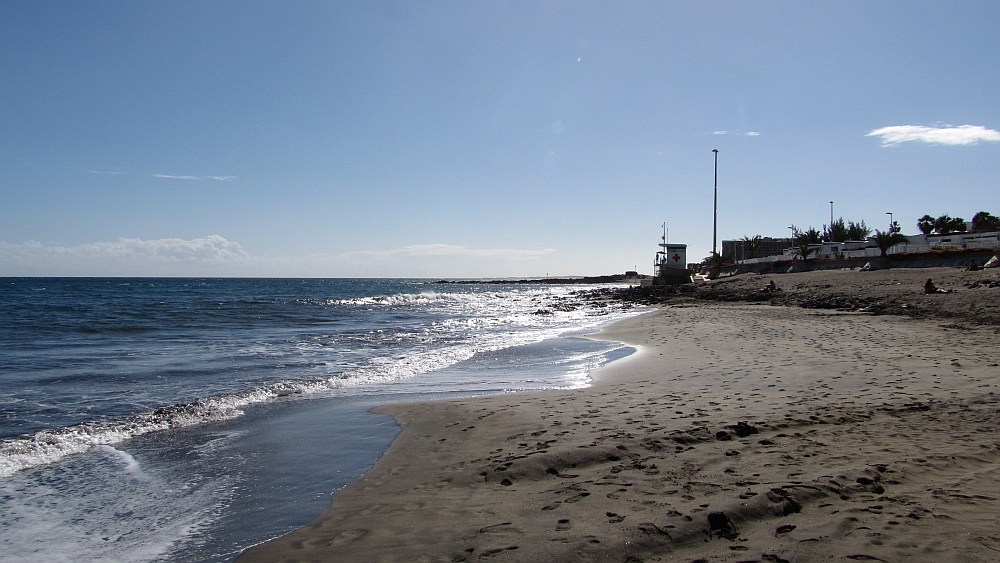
[{"left": 239, "top": 270, "right": 1000, "bottom": 562}]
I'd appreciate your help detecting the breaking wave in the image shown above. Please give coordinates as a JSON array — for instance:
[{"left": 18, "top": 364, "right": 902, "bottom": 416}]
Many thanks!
[{"left": 1, "top": 282, "right": 640, "bottom": 477}]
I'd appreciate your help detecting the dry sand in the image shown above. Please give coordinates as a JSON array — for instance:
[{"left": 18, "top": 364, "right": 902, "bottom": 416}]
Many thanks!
[
  {"left": 623, "top": 266, "right": 1000, "bottom": 326},
  {"left": 239, "top": 268, "right": 1000, "bottom": 563}
]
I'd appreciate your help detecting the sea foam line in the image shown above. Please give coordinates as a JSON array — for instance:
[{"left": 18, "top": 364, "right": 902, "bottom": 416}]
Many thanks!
[{"left": 0, "top": 287, "right": 640, "bottom": 478}]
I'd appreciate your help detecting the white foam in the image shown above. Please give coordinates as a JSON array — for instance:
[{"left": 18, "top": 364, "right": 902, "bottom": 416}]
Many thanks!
[
  {"left": 1, "top": 285, "right": 640, "bottom": 478},
  {"left": 99, "top": 445, "right": 147, "bottom": 479},
  {"left": 0, "top": 399, "right": 251, "bottom": 478},
  {"left": 0, "top": 448, "right": 224, "bottom": 563}
]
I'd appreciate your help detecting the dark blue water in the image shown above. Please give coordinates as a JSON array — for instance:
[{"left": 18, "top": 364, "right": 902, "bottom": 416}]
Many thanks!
[
  {"left": 0, "top": 278, "right": 637, "bottom": 562},
  {"left": 1, "top": 278, "right": 466, "bottom": 438}
]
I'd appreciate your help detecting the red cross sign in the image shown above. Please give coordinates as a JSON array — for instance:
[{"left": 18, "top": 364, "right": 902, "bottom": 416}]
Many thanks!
[{"left": 672, "top": 254, "right": 681, "bottom": 262}]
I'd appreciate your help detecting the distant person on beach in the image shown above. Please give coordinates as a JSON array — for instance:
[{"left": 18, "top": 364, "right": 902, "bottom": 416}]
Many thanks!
[
  {"left": 924, "top": 278, "right": 956, "bottom": 294},
  {"left": 967, "top": 259, "right": 979, "bottom": 271},
  {"left": 760, "top": 280, "right": 777, "bottom": 293}
]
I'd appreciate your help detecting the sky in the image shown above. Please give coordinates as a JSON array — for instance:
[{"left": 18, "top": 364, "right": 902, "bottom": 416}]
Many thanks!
[{"left": 2, "top": 1, "right": 999, "bottom": 277}]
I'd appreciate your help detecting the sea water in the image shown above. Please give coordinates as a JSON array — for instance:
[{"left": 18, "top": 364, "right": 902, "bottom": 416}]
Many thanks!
[{"left": 0, "top": 278, "right": 638, "bottom": 562}]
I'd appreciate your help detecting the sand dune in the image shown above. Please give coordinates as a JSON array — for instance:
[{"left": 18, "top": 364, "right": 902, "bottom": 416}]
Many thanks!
[{"left": 239, "top": 290, "right": 1000, "bottom": 562}]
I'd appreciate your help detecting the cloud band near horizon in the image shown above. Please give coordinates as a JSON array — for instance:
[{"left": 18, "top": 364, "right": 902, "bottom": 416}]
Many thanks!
[
  {"left": 867, "top": 124, "right": 1000, "bottom": 146},
  {"left": 344, "top": 244, "right": 556, "bottom": 260},
  {"left": 153, "top": 174, "right": 236, "bottom": 181},
  {"left": 0, "top": 237, "right": 556, "bottom": 276}
]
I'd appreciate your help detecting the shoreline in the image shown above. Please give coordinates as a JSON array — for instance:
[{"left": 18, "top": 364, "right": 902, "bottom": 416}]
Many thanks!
[
  {"left": 238, "top": 269, "right": 1000, "bottom": 562},
  {"left": 600, "top": 265, "right": 1000, "bottom": 326}
]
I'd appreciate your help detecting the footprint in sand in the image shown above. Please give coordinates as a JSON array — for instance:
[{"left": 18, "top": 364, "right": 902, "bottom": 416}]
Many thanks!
[
  {"left": 607, "top": 488, "right": 627, "bottom": 499},
  {"left": 327, "top": 529, "right": 369, "bottom": 546},
  {"left": 776, "top": 524, "right": 796, "bottom": 535},
  {"left": 556, "top": 519, "right": 572, "bottom": 531}
]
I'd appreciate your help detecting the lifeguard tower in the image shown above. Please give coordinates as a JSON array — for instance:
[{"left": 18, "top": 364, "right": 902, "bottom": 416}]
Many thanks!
[{"left": 653, "top": 225, "right": 693, "bottom": 284}]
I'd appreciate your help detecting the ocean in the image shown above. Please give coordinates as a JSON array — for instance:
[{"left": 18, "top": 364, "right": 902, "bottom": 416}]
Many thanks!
[{"left": 0, "top": 278, "right": 638, "bottom": 562}]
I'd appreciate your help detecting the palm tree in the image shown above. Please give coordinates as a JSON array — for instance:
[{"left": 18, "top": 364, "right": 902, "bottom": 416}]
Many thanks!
[
  {"left": 846, "top": 220, "right": 872, "bottom": 240},
  {"left": 917, "top": 215, "right": 935, "bottom": 236},
  {"left": 933, "top": 214, "right": 967, "bottom": 235},
  {"left": 873, "top": 229, "right": 908, "bottom": 258},
  {"left": 971, "top": 211, "right": 1000, "bottom": 233},
  {"left": 740, "top": 235, "right": 762, "bottom": 259},
  {"left": 791, "top": 226, "right": 822, "bottom": 260},
  {"left": 823, "top": 218, "right": 848, "bottom": 242}
]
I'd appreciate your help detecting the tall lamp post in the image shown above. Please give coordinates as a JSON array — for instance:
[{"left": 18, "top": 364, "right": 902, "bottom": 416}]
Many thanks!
[
  {"left": 886, "top": 212, "right": 893, "bottom": 232},
  {"left": 830, "top": 201, "right": 834, "bottom": 226},
  {"left": 712, "top": 149, "right": 719, "bottom": 259}
]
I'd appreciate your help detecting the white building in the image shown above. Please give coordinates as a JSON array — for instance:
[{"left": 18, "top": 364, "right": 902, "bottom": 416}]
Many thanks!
[{"left": 734, "top": 231, "right": 1000, "bottom": 265}]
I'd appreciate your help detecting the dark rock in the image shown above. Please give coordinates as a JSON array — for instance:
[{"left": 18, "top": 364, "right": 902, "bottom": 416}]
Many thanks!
[
  {"left": 766, "top": 488, "right": 802, "bottom": 516},
  {"left": 707, "top": 512, "right": 738, "bottom": 540},
  {"left": 731, "top": 422, "right": 759, "bottom": 437}
]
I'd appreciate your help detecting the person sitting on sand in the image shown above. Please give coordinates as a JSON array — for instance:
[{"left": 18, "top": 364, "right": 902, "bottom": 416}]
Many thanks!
[
  {"left": 924, "top": 278, "right": 956, "bottom": 294},
  {"left": 760, "top": 280, "right": 777, "bottom": 293},
  {"left": 967, "top": 259, "right": 979, "bottom": 271},
  {"left": 924, "top": 278, "right": 936, "bottom": 294}
]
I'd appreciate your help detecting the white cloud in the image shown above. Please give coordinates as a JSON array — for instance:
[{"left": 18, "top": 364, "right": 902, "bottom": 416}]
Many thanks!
[
  {"left": 0, "top": 236, "right": 254, "bottom": 276},
  {"left": 0, "top": 238, "right": 557, "bottom": 277},
  {"left": 711, "top": 130, "right": 760, "bottom": 137},
  {"left": 335, "top": 244, "right": 559, "bottom": 278},
  {"left": 866, "top": 124, "right": 1000, "bottom": 146},
  {"left": 153, "top": 174, "right": 236, "bottom": 181},
  {"left": 346, "top": 244, "right": 556, "bottom": 260}
]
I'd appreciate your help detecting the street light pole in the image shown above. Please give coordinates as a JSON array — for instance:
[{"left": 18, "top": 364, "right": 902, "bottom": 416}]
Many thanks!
[
  {"left": 712, "top": 149, "right": 719, "bottom": 258},
  {"left": 830, "top": 201, "right": 834, "bottom": 226},
  {"left": 886, "top": 212, "right": 893, "bottom": 232}
]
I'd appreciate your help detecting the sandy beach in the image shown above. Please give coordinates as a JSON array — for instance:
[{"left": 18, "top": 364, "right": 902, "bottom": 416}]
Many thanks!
[{"left": 238, "top": 267, "right": 1000, "bottom": 563}]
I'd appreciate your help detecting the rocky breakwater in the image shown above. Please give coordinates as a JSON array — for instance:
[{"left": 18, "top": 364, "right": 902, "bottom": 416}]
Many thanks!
[{"left": 588, "top": 266, "right": 1000, "bottom": 326}]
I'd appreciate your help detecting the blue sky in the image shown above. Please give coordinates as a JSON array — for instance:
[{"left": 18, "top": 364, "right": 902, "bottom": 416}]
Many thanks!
[{"left": 2, "top": 1, "right": 998, "bottom": 277}]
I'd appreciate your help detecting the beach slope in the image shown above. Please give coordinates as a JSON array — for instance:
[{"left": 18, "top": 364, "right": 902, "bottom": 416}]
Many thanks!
[{"left": 239, "top": 279, "right": 1000, "bottom": 562}]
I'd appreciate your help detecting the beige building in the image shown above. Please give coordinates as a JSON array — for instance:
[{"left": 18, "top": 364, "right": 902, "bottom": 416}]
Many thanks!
[{"left": 721, "top": 237, "right": 792, "bottom": 261}]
